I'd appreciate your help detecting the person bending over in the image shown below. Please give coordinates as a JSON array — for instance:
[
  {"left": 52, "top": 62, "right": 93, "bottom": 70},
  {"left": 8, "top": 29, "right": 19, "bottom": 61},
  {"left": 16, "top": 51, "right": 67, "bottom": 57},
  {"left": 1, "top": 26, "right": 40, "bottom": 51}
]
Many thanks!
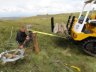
[{"left": 16, "top": 26, "right": 29, "bottom": 48}]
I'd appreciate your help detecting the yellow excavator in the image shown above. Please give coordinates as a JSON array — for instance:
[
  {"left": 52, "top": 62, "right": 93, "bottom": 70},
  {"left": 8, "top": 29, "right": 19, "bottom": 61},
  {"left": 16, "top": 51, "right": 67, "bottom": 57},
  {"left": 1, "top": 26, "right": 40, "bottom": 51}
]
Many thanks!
[
  {"left": 65, "top": 0, "right": 96, "bottom": 56},
  {"left": 51, "top": 0, "right": 96, "bottom": 56}
]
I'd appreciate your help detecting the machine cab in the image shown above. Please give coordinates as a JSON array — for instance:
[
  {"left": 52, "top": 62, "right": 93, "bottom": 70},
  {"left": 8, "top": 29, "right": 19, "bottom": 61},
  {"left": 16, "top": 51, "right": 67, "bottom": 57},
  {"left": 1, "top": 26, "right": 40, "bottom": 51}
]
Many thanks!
[{"left": 74, "top": 0, "right": 96, "bottom": 33}]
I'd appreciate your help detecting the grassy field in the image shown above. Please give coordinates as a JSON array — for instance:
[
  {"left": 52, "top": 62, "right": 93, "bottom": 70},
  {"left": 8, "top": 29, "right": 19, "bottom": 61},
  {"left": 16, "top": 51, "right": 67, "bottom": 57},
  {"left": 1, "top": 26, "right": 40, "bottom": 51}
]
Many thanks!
[{"left": 0, "top": 13, "right": 96, "bottom": 72}]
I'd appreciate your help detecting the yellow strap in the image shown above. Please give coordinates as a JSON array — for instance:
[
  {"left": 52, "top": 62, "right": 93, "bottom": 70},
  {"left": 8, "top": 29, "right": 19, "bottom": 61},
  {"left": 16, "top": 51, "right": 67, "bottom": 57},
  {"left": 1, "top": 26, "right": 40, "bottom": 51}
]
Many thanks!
[
  {"left": 64, "top": 64, "right": 81, "bottom": 72},
  {"left": 32, "top": 30, "right": 65, "bottom": 39},
  {"left": 71, "top": 66, "right": 81, "bottom": 72}
]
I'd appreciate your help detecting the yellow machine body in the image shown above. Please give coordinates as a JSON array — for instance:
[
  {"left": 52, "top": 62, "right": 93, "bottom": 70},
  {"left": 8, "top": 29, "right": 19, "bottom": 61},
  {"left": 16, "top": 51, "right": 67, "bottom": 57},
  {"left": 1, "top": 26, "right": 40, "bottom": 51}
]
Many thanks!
[
  {"left": 70, "top": 14, "right": 96, "bottom": 41},
  {"left": 65, "top": 0, "right": 96, "bottom": 56}
]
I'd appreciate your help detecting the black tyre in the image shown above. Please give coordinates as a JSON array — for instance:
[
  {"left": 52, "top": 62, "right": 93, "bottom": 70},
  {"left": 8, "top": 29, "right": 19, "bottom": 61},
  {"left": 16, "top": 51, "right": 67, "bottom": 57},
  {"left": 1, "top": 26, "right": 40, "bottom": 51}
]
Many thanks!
[{"left": 83, "top": 39, "right": 96, "bottom": 57}]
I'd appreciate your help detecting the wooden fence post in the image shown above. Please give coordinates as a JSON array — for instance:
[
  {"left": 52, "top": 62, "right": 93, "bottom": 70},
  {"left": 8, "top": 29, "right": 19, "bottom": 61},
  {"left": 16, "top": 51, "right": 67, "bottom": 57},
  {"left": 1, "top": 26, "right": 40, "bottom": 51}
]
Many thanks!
[{"left": 32, "top": 33, "right": 40, "bottom": 54}]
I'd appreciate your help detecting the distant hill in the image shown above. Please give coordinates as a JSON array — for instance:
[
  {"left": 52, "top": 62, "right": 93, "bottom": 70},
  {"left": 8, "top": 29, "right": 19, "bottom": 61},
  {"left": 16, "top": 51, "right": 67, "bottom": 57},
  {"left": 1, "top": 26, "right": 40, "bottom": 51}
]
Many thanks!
[
  {"left": 0, "top": 17, "right": 23, "bottom": 20},
  {"left": 0, "top": 10, "right": 96, "bottom": 20}
]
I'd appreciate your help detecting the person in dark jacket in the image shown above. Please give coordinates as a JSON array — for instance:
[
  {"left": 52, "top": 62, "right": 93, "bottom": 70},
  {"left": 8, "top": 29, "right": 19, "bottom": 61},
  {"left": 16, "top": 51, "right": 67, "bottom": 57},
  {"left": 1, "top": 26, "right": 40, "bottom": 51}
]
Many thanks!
[
  {"left": 16, "top": 26, "right": 27, "bottom": 44},
  {"left": 16, "top": 26, "right": 29, "bottom": 48}
]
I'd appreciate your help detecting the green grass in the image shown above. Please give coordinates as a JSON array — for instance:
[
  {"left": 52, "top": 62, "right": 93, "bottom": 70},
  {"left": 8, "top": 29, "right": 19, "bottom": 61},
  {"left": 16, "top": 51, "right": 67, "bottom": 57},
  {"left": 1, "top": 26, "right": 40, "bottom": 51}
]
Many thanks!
[{"left": 0, "top": 13, "right": 96, "bottom": 72}]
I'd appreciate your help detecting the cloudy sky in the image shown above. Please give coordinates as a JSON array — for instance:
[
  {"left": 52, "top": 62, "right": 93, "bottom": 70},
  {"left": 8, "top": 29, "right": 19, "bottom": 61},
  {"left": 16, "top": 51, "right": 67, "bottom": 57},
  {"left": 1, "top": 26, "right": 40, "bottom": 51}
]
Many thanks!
[{"left": 0, "top": 0, "right": 93, "bottom": 17}]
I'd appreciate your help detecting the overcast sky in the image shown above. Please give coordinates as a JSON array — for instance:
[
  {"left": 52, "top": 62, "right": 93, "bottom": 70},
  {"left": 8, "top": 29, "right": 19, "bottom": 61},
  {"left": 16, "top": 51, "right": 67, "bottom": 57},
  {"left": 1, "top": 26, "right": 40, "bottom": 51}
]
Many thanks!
[{"left": 0, "top": 0, "right": 92, "bottom": 17}]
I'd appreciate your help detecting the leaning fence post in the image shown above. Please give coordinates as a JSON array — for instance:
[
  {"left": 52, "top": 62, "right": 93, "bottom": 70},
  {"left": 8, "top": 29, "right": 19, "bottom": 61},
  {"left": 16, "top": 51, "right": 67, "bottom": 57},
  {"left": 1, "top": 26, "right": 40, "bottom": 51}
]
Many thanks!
[{"left": 32, "top": 33, "right": 40, "bottom": 54}]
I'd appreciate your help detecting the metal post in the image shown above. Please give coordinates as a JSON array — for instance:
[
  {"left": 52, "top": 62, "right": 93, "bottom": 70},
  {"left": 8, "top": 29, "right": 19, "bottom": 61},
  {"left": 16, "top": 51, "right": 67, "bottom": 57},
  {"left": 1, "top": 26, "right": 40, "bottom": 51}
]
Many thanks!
[{"left": 51, "top": 17, "right": 54, "bottom": 32}]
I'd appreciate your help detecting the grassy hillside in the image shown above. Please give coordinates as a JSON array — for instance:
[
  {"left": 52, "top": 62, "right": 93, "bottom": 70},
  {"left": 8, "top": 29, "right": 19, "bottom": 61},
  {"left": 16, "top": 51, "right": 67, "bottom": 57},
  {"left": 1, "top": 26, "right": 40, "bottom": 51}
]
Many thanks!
[{"left": 0, "top": 13, "right": 96, "bottom": 72}]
